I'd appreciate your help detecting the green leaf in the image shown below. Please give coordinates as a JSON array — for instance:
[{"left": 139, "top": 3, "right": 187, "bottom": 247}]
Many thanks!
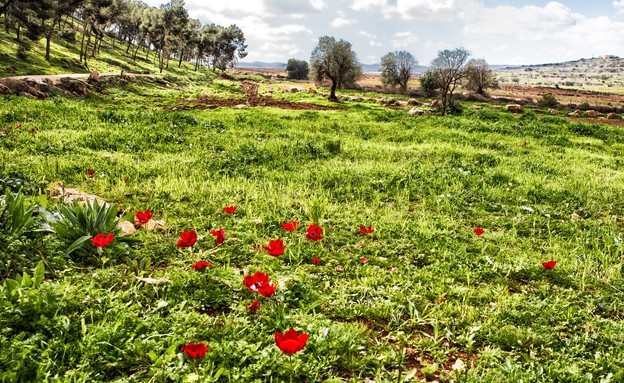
[
  {"left": 21, "top": 272, "right": 32, "bottom": 288},
  {"left": 4, "top": 278, "right": 19, "bottom": 296},
  {"left": 33, "top": 261, "right": 45, "bottom": 286},
  {"left": 66, "top": 235, "right": 93, "bottom": 255}
]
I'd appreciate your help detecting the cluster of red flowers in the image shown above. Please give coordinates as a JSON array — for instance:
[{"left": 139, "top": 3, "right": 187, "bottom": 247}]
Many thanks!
[
  {"left": 1, "top": 121, "right": 33, "bottom": 136},
  {"left": 243, "top": 271, "right": 276, "bottom": 298}
]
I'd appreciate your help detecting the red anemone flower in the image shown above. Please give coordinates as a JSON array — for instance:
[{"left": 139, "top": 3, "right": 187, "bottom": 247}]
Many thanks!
[
  {"left": 274, "top": 328, "right": 308, "bottom": 354},
  {"left": 359, "top": 225, "right": 374, "bottom": 234},
  {"left": 86, "top": 169, "right": 96, "bottom": 176},
  {"left": 16, "top": 123, "right": 21, "bottom": 128},
  {"left": 210, "top": 228, "right": 226, "bottom": 245},
  {"left": 91, "top": 233, "right": 114, "bottom": 247},
  {"left": 1, "top": 130, "right": 8, "bottom": 136},
  {"left": 389, "top": 267, "right": 398, "bottom": 273},
  {"left": 281, "top": 221, "right": 299, "bottom": 231},
  {"left": 257, "top": 282, "right": 276, "bottom": 298},
  {"left": 360, "top": 257, "right": 369, "bottom": 263},
  {"left": 29, "top": 128, "right": 36, "bottom": 133},
  {"left": 223, "top": 205, "right": 237, "bottom": 214},
  {"left": 264, "top": 239, "right": 286, "bottom": 257},
  {"left": 306, "top": 224, "right": 323, "bottom": 241},
  {"left": 123, "top": 177, "right": 129, "bottom": 183},
  {"left": 542, "top": 260, "right": 557, "bottom": 270},
  {"left": 248, "top": 300, "right": 261, "bottom": 311},
  {"left": 311, "top": 257, "right": 320, "bottom": 265},
  {"left": 474, "top": 227, "right": 485, "bottom": 236},
  {"left": 243, "top": 271, "right": 276, "bottom": 297},
  {"left": 192, "top": 261, "right": 213, "bottom": 271},
  {"left": 135, "top": 209, "right": 153, "bottom": 224},
  {"left": 177, "top": 230, "right": 197, "bottom": 248},
  {"left": 180, "top": 343, "right": 209, "bottom": 359}
]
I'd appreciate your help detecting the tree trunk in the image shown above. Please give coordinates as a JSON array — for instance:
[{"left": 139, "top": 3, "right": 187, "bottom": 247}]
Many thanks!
[
  {"left": 329, "top": 80, "right": 338, "bottom": 101},
  {"left": 45, "top": 31, "right": 52, "bottom": 61},
  {"left": 79, "top": 20, "right": 88, "bottom": 62},
  {"left": 178, "top": 48, "right": 184, "bottom": 68},
  {"left": 16, "top": 24, "right": 20, "bottom": 41}
]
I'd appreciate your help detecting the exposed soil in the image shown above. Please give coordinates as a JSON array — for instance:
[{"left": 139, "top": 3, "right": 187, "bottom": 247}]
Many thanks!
[
  {"left": 170, "top": 95, "right": 346, "bottom": 111},
  {"left": 490, "top": 84, "right": 624, "bottom": 107}
]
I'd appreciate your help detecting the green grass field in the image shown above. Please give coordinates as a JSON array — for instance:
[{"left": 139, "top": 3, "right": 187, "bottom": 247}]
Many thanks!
[{"left": 2, "top": 73, "right": 624, "bottom": 383}]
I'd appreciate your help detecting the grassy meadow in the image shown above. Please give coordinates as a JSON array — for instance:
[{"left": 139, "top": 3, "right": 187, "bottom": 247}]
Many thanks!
[{"left": 2, "top": 73, "right": 624, "bottom": 383}]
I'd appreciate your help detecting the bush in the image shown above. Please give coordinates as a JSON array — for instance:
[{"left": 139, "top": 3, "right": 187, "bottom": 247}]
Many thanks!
[
  {"left": 286, "top": 59, "right": 309, "bottom": 80},
  {"left": 419, "top": 70, "right": 439, "bottom": 97},
  {"left": 537, "top": 93, "right": 559, "bottom": 108}
]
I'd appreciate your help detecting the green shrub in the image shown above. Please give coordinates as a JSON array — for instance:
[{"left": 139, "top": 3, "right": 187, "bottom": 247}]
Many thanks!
[{"left": 50, "top": 199, "right": 122, "bottom": 257}]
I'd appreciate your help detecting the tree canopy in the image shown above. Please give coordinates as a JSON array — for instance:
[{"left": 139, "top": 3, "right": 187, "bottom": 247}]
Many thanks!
[
  {"left": 380, "top": 50, "right": 417, "bottom": 92},
  {"left": 310, "top": 36, "right": 362, "bottom": 101},
  {"left": 429, "top": 47, "right": 470, "bottom": 115}
]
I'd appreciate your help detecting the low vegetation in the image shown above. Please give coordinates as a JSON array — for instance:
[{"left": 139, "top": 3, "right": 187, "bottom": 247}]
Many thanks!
[{"left": 2, "top": 71, "right": 624, "bottom": 382}]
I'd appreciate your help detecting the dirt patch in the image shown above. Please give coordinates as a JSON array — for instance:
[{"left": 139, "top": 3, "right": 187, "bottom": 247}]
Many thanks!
[
  {"left": 171, "top": 94, "right": 346, "bottom": 111},
  {"left": 569, "top": 118, "right": 624, "bottom": 127}
]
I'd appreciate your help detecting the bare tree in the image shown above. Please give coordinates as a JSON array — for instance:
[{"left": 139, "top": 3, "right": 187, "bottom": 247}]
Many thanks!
[
  {"left": 380, "top": 50, "right": 417, "bottom": 93},
  {"left": 429, "top": 47, "right": 470, "bottom": 115},
  {"left": 310, "top": 36, "right": 362, "bottom": 101},
  {"left": 464, "top": 58, "right": 496, "bottom": 95}
]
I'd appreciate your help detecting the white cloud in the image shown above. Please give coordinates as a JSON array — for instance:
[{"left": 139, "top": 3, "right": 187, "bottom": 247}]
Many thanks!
[
  {"left": 351, "top": 0, "right": 481, "bottom": 21},
  {"left": 350, "top": 0, "right": 388, "bottom": 12},
  {"left": 331, "top": 17, "right": 357, "bottom": 27},
  {"left": 615, "top": 0, "right": 624, "bottom": 15},
  {"left": 359, "top": 30, "right": 377, "bottom": 39},
  {"left": 391, "top": 31, "right": 420, "bottom": 48},
  {"left": 463, "top": 2, "right": 578, "bottom": 40}
]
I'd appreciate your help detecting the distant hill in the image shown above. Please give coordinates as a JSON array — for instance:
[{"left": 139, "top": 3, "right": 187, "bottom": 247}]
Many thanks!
[{"left": 236, "top": 61, "right": 286, "bottom": 69}]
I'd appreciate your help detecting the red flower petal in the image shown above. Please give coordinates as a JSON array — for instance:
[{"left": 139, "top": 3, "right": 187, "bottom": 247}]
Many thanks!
[
  {"left": 306, "top": 224, "right": 323, "bottom": 241},
  {"left": 180, "top": 342, "right": 209, "bottom": 359},
  {"left": 263, "top": 239, "right": 286, "bottom": 257},
  {"left": 542, "top": 260, "right": 557, "bottom": 270},
  {"left": 359, "top": 225, "right": 374, "bottom": 234},
  {"left": 281, "top": 221, "right": 299, "bottom": 231},
  {"left": 275, "top": 328, "right": 308, "bottom": 354},
  {"left": 91, "top": 233, "right": 114, "bottom": 247},
  {"left": 210, "top": 228, "right": 225, "bottom": 245},
  {"left": 311, "top": 257, "right": 320, "bottom": 265},
  {"left": 177, "top": 230, "right": 197, "bottom": 248},
  {"left": 135, "top": 209, "right": 153, "bottom": 224},
  {"left": 223, "top": 205, "right": 237, "bottom": 214},
  {"left": 474, "top": 227, "right": 485, "bottom": 236}
]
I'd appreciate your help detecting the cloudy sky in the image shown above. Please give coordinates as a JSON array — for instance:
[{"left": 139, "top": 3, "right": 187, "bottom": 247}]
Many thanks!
[{"left": 142, "top": 0, "right": 624, "bottom": 65}]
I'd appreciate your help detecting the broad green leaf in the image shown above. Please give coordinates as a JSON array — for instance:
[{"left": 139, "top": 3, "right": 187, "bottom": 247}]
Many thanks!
[
  {"left": 33, "top": 261, "right": 45, "bottom": 286},
  {"left": 66, "top": 235, "right": 93, "bottom": 255}
]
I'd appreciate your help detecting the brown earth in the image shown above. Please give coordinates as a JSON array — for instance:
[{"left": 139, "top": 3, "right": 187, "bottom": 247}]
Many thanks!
[{"left": 169, "top": 95, "right": 346, "bottom": 111}]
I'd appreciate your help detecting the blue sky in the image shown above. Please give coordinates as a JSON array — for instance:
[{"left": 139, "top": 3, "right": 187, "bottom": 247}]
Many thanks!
[{"left": 142, "top": 0, "right": 624, "bottom": 65}]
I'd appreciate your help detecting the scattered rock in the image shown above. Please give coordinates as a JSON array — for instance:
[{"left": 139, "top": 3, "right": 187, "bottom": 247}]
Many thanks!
[
  {"left": 505, "top": 104, "right": 523, "bottom": 113},
  {"left": 87, "top": 70, "right": 100, "bottom": 84},
  {"left": 308, "top": 88, "right": 316, "bottom": 94},
  {"left": 59, "top": 77, "right": 89, "bottom": 96},
  {"left": 50, "top": 182, "right": 106, "bottom": 205},
  {"left": 568, "top": 110, "right": 582, "bottom": 117},
  {"left": 548, "top": 109, "right": 560, "bottom": 115},
  {"left": 135, "top": 276, "right": 171, "bottom": 285},
  {"left": 407, "top": 98, "right": 420, "bottom": 105},
  {"left": 0, "top": 83, "right": 10, "bottom": 95},
  {"left": 118, "top": 221, "right": 137, "bottom": 236},
  {"left": 571, "top": 213, "right": 580, "bottom": 220},
  {"left": 290, "top": 88, "right": 299, "bottom": 93},
  {"left": 142, "top": 220, "right": 165, "bottom": 231},
  {"left": 607, "top": 112, "right": 621, "bottom": 120},
  {"left": 585, "top": 110, "right": 597, "bottom": 117},
  {"left": 471, "top": 105, "right": 482, "bottom": 110},
  {"left": 407, "top": 107, "right": 426, "bottom": 116}
]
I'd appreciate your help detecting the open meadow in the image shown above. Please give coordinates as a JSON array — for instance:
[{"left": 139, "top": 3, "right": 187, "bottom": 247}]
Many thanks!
[{"left": 2, "top": 69, "right": 624, "bottom": 383}]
